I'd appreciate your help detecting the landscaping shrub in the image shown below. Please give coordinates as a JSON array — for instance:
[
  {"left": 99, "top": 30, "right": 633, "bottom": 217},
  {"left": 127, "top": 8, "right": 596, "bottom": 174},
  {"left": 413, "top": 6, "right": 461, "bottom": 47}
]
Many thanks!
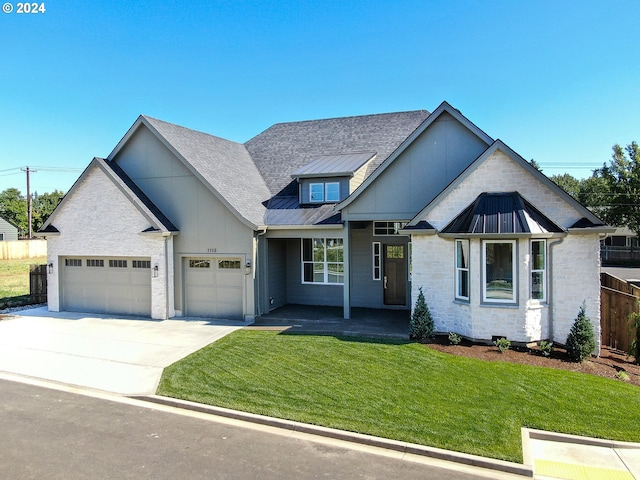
[
  {"left": 494, "top": 337, "right": 511, "bottom": 353},
  {"left": 539, "top": 340, "right": 553, "bottom": 358},
  {"left": 448, "top": 332, "right": 462, "bottom": 345},
  {"left": 630, "top": 306, "right": 640, "bottom": 365},
  {"left": 566, "top": 303, "right": 596, "bottom": 363},
  {"left": 410, "top": 287, "right": 434, "bottom": 343}
]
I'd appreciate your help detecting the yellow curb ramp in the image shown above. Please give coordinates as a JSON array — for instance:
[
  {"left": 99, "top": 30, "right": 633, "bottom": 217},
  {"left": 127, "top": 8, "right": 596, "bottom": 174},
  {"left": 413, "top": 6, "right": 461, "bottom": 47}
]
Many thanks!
[{"left": 535, "top": 459, "right": 634, "bottom": 480}]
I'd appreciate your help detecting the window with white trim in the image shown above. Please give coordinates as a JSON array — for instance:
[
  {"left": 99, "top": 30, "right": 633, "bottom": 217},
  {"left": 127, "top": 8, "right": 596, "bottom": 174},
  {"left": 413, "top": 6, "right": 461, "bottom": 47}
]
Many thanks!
[
  {"left": 109, "top": 259, "right": 128, "bottom": 268},
  {"left": 455, "top": 239, "right": 470, "bottom": 301},
  {"left": 309, "top": 182, "right": 340, "bottom": 203},
  {"left": 302, "top": 238, "right": 344, "bottom": 284},
  {"left": 531, "top": 240, "right": 546, "bottom": 301},
  {"left": 86, "top": 259, "right": 104, "bottom": 267},
  {"left": 482, "top": 240, "right": 516, "bottom": 303},
  {"left": 325, "top": 182, "right": 340, "bottom": 202},
  {"left": 372, "top": 242, "right": 381, "bottom": 280},
  {"left": 133, "top": 260, "right": 151, "bottom": 269},
  {"left": 65, "top": 258, "right": 82, "bottom": 267}
]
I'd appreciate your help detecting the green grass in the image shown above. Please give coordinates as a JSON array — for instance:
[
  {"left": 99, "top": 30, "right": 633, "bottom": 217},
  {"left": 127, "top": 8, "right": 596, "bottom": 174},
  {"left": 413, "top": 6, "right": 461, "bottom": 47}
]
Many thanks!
[
  {"left": 158, "top": 330, "right": 640, "bottom": 463},
  {"left": 0, "top": 257, "right": 47, "bottom": 304}
]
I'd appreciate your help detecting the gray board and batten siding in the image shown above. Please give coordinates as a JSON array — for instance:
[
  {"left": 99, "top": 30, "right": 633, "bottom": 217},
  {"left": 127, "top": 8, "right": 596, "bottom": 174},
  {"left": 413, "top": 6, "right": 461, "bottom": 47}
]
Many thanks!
[
  {"left": 109, "top": 123, "right": 256, "bottom": 317},
  {"left": 341, "top": 111, "right": 491, "bottom": 221}
]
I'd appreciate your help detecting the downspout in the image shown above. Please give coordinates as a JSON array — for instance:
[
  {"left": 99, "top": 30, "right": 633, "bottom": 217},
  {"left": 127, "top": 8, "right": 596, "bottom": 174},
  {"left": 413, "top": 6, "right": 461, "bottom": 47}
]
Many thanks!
[{"left": 547, "top": 236, "right": 565, "bottom": 343}]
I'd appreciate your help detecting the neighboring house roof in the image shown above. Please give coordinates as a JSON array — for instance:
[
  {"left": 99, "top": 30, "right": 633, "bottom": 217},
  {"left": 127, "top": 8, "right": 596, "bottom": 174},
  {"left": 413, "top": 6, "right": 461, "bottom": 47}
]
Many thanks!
[
  {"left": 291, "top": 152, "right": 376, "bottom": 179},
  {"left": 109, "top": 115, "right": 271, "bottom": 229},
  {"left": 441, "top": 192, "right": 563, "bottom": 235},
  {"left": 39, "top": 157, "right": 179, "bottom": 235},
  {"left": 0, "top": 214, "right": 19, "bottom": 230},
  {"left": 245, "top": 110, "right": 431, "bottom": 196}
]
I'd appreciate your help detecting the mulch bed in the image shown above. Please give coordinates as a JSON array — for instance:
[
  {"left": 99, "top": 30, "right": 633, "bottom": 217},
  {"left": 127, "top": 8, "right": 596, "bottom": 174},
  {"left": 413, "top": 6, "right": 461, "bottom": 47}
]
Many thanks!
[{"left": 426, "top": 335, "right": 640, "bottom": 387}]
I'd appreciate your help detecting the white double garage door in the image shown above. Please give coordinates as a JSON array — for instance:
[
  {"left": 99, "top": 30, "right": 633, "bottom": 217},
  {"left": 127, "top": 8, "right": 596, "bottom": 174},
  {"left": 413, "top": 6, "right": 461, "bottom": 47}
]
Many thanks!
[{"left": 60, "top": 256, "right": 244, "bottom": 319}]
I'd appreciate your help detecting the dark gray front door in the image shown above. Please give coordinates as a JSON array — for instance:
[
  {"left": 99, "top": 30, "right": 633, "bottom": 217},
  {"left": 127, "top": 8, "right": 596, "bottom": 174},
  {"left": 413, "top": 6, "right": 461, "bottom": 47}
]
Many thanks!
[{"left": 383, "top": 245, "right": 406, "bottom": 305}]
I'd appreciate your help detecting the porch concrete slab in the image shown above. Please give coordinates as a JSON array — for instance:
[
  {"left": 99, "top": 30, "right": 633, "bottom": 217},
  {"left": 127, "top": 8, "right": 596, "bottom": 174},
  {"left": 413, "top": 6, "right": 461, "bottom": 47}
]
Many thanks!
[
  {"left": 0, "top": 306, "right": 245, "bottom": 395},
  {"left": 254, "top": 305, "right": 410, "bottom": 339}
]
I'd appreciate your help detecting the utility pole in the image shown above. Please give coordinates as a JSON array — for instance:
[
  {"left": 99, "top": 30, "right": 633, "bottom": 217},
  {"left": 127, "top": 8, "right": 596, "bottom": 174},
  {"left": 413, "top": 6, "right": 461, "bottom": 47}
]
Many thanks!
[{"left": 21, "top": 167, "right": 36, "bottom": 238}]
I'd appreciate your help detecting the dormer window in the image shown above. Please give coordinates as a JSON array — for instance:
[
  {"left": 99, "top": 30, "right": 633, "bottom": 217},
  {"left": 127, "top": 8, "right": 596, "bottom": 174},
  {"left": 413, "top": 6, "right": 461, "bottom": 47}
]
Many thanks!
[{"left": 310, "top": 182, "right": 340, "bottom": 203}]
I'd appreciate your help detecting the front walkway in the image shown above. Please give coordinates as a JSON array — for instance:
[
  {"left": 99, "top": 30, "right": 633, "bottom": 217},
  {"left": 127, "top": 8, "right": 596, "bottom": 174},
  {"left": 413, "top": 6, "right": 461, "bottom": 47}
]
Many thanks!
[{"left": 253, "top": 304, "right": 410, "bottom": 340}]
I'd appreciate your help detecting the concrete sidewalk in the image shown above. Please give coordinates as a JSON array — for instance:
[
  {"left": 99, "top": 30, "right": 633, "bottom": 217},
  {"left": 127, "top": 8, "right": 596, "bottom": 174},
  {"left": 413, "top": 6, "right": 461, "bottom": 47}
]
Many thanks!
[
  {"left": 522, "top": 429, "right": 640, "bottom": 480},
  {"left": 0, "top": 306, "right": 245, "bottom": 394}
]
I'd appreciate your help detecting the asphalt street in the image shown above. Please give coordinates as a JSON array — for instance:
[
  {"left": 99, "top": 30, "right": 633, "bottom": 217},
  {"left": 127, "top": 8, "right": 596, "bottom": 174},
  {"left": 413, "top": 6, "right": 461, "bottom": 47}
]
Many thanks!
[{"left": 0, "top": 377, "right": 513, "bottom": 480}]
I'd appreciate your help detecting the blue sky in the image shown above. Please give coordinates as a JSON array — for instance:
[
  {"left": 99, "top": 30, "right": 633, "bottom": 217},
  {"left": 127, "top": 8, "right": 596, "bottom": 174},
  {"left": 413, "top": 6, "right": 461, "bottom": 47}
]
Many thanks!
[{"left": 1, "top": 0, "right": 638, "bottom": 195}]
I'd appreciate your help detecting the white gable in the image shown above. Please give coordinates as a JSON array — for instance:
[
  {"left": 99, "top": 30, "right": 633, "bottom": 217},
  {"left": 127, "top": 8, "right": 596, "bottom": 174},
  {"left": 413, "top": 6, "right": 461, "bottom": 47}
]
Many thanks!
[{"left": 423, "top": 149, "right": 586, "bottom": 230}]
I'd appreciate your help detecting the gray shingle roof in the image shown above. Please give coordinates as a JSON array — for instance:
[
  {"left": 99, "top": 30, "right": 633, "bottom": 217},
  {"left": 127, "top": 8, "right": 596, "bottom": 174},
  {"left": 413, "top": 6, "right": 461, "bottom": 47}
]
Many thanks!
[
  {"left": 245, "top": 110, "right": 430, "bottom": 196},
  {"left": 143, "top": 116, "right": 271, "bottom": 228}
]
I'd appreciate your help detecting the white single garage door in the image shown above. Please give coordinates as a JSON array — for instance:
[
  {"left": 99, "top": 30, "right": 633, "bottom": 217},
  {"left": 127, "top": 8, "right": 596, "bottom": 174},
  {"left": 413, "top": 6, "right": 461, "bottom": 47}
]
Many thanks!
[
  {"left": 61, "top": 257, "right": 152, "bottom": 316},
  {"left": 184, "top": 257, "right": 244, "bottom": 319}
]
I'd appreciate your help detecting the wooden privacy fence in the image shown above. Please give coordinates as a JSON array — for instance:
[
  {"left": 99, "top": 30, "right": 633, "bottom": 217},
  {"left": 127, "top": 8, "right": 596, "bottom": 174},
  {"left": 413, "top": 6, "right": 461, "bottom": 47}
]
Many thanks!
[
  {"left": 29, "top": 264, "right": 47, "bottom": 304},
  {"left": 0, "top": 239, "right": 47, "bottom": 260},
  {"left": 600, "top": 272, "right": 639, "bottom": 353}
]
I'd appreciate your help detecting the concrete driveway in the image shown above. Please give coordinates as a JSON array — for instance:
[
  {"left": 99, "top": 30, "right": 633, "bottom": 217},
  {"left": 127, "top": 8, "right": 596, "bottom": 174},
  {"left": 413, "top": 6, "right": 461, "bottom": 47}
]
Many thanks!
[{"left": 0, "top": 307, "right": 245, "bottom": 395}]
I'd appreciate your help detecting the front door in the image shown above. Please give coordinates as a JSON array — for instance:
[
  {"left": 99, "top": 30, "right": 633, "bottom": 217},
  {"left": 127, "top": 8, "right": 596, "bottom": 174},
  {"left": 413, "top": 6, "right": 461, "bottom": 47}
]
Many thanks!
[{"left": 383, "top": 245, "right": 406, "bottom": 305}]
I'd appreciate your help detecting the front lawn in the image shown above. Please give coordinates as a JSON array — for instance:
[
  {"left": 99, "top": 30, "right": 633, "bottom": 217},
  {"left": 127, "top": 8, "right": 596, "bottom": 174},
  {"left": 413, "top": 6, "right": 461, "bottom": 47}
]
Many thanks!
[{"left": 157, "top": 330, "right": 640, "bottom": 463}]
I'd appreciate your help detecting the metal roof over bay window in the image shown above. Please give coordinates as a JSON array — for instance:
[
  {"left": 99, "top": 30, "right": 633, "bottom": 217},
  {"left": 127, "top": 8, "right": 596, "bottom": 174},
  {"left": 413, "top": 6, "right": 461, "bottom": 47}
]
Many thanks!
[{"left": 441, "top": 192, "right": 564, "bottom": 235}]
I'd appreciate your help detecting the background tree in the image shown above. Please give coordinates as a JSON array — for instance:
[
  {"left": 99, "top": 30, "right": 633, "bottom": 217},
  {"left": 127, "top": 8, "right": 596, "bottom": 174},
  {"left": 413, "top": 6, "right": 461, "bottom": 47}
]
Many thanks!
[
  {"left": 550, "top": 173, "right": 580, "bottom": 198},
  {"left": 0, "top": 187, "right": 64, "bottom": 237},
  {"left": 32, "top": 190, "right": 65, "bottom": 232},
  {"left": 0, "top": 188, "right": 27, "bottom": 235},
  {"left": 597, "top": 141, "right": 640, "bottom": 236}
]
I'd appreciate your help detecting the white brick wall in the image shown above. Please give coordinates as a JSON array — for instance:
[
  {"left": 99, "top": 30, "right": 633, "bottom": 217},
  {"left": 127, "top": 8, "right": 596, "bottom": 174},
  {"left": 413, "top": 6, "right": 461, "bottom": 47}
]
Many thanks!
[
  {"left": 411, "top": 149, "right": 601, "bottom": 349},
  {"left": 46, "top": 166, "right": 173, "bottom": 320}
]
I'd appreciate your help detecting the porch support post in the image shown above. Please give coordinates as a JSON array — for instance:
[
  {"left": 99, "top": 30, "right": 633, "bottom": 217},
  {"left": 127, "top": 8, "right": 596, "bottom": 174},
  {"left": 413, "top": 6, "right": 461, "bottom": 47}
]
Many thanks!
[{"left": 343, "top": 223, "right": 351, "bottom": 319}]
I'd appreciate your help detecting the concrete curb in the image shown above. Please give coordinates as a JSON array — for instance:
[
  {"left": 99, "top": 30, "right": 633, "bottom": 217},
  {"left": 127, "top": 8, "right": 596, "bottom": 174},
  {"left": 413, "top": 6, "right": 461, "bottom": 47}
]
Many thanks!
[{"left": 133, "top": 395, "right": 533, "bottom": 478}]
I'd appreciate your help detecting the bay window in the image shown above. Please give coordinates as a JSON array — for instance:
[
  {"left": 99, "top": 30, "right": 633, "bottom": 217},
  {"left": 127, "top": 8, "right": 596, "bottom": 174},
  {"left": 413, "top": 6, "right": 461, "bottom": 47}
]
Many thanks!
[
  {"left": 483, "top": 240, "right": 516, "bottom": 303},
  {"left": 531, "top": 240, "right": 546, "bottom": 301},
  {"left": 455, "top": 239, "right": 470, "bottom": 301}
]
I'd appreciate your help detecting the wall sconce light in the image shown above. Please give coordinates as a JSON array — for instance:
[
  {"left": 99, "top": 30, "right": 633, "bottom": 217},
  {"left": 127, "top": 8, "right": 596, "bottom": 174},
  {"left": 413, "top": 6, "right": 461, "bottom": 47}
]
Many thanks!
[
  {"left": 47, "top": 263, "right": 53, "bottom": 274},
  {"left": 245, "top": 261, "right": 251, "bottom": 275},
  {"left": 153, "top": 265, "right": 159, "bottom": 278}
]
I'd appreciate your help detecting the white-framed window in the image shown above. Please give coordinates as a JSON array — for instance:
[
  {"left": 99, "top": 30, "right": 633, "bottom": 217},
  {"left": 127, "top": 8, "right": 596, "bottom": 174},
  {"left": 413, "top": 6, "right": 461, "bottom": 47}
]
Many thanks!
[
  {"left": 109, "top": 259, "right": 128, "bottom": 268},
  {"left": 482, "top": 240, "right": 516, "bottom": 304},
  {"left": 302, "top": 238, "right": 344, "bottom": 284},
  {"left": 309, "top": 182, "right": 340, "bottom": 203},
  {"left": 132, "top": 260, "right": 151, "bottom": 269},
  {"left": 455, "top": 239, "right": 470, "bottom": 301},
  {"left": 372, "top": 242, "right": 381, "bottom": 280},
  {"left": 325, "top": 182, "right": 340, "bottom": 202},
  {"left": 86, "top": 259, "right": 104, "bottom": 267},
  {"left": 0, "top": 233, "right": 4, "bottom": 241},
  {"left": 65, "top": 258, "right": 82, "bottom": 267},
  {"left": 310, "top": 183, "right": 324, "bottom": 202},
  {"left": 531, "top": 240, "right": 546, "bottom": 301},
  {"left": 373, "top": 221, "right": 407, "bottom": 236}
]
